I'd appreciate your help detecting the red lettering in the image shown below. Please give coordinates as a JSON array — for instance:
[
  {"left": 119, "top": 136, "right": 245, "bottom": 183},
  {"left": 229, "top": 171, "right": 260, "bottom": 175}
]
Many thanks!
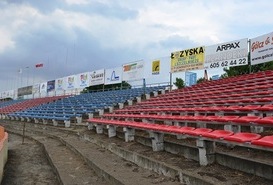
[{"left": 251, "top": 41, "right": 264, "bottom": 52}]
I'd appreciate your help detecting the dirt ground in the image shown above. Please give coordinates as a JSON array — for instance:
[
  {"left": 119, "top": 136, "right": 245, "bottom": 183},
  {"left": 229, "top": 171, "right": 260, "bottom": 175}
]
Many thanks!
[
  {"left": 1, "top": 121, "right": 273, "bottom": 185},
  {"left": 1, "top": 134, "right": 60, "bottom": 185}
]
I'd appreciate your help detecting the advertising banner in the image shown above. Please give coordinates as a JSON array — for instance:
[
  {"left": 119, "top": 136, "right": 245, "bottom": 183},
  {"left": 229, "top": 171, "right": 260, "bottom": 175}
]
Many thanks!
[
  {"left": 251, "top": 32, "right": 273, "bottom": 65},
  {"left": 104, "top": 67, "right": 122, "bottom": 85},
  {"left": 204, "top": 38, "right": 248, "bottom": 69},
  {"left": 171, "top": 46, "right": 205, "bottom": 72},
  {"left": 1, "top": 90, "right": 14, "bottom": 99},
  {"left": 55, "top": 78, "right": 65, "bottom": 91},
  {"left": 90, "top": 69, "right": 105, "bottom": 86},
  {"left": 18, "top": 86, "right": 33, "bottom": 96},
  {"left": 66, "top": 75, "right": 76, "bottom": 90},
  {"left": 122, "top": 61, "right": 144, "bottom": 81},
  {"left": 47, "top": 80, "right": 55, "bottom": 92},
  {"left": 40, "top": 82, "right": 47, "bottom": 93},
  {"left": 152, "top": 60, "right": 160, "bottom": 75},
  {"left": 78, "top": 72, "right": 90, "bottom": 88},
  {"left": 32, "top": 84, "right": 40, "bottom": 94}
]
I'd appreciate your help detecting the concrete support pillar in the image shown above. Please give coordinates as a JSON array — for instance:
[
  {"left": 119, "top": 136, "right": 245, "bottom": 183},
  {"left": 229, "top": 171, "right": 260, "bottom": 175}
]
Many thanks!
[
  {"left": 15, "top": 116, "right": 19, "bottom": 121},
  {"left": 136, "top": 97, "right": 141, "bottom": 103},
  {"left": 34, "top": 118, "right": 39, "bottom": 124},
  {"left": 127, "top": 100, "right": 133, "bottom": 106},
  {"left": 99, "top": 109, "right": 104, "bottom": 116},
  {"left": 123, "top": 127, "right": 135, "bottom": 142},
  {"left": 145, "top": 94, "right": 150, "bottom": 100},
  {"left": 96, "top": 124, "right": 104, "bottom": 134},
  {"left": 119, "top": 103, "right": 124, "bottom": 109},
  {"left": 150, "top": 132, "right": 164, "bottom": 151},
  {"left": 196, "top": 139, "right": 215, "bottom": 166},
  {"left": 76, "top": 116, "right": 82, "bottom": 124},
  {"left": 164, "top": 120, "right": 173, "bottom": 126},
  {"left": 26, "top": 117, "right": 31, "bottom": 122},
  {"left": 108, "top": 106, "right": 114, "bottom": 113},
  {"left": 174, "top": 121, "right": 188, "bottom": 139},
  {"left": 64, "top": 120, "right": 71, "bottom": 128},
  {"left": 10, "top": 116, "right": 14, "bottom": 120},
  {"left": 160, "top": 89, "right": 165, "bottom": 94},
  {"left": 196, "top": 121, "right": 207, "bottom": 128},
  {"left": 153, "top": 91, "right": 158, "bottom": 97},
  {"left": 250, "top": 126, "right": 264, "bottom": 133},
  {"left": 42, "top": 119, "right": 48, "bottom": 125},
  {"left": 224, "top": 124, "right": 241, "bottom": 133},
  {"left": 142, "top": 119, "right": 154, "bottom": 124},
  {"left": 87, "top": 123, "right": 94, "bottom": 130},
  {"left": 52, "top": 120, "right": 58, "bottom": 126},
  {"left": 88, "top": 113, "right": 94, "bottom": 119},
  {"left": 107, "top": 125, "right": 116, "bottom": 138},
  {"left": 20, "top": 117, "right": 25, "bottom": 122}
]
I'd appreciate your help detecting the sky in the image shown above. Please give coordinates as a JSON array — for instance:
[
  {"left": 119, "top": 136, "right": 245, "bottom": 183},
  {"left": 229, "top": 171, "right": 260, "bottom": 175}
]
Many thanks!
[{"left": 0, "top": 0, "right": 273, "bottom": 92}]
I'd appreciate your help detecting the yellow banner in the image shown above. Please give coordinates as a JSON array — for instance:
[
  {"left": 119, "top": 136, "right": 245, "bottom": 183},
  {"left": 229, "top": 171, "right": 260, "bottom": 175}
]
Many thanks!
[
  {"left": 152, "top": 60, "right": 160, "bottom": 75},
  {"left": 171, "top": 46, "right": 205, "bottom": 73}
]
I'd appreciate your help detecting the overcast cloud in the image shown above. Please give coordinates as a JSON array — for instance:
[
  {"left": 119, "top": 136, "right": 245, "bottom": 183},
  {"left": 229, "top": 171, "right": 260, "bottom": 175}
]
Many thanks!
[{"left": 0, "top": 0, "right": 273, "bottom": 91}]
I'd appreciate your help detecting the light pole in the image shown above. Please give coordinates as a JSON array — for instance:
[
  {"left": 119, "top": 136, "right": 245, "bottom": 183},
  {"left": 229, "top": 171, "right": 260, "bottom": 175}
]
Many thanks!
[{"left": 26, "top": 66, "right": 30, "bottom": 86}]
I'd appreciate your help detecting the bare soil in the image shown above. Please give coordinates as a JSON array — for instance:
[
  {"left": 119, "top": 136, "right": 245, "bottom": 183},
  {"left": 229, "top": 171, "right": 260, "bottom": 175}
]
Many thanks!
[
  {"left": 1, "top": 120, "right": 273, "bottom": 185},
  {"left": 1, "top": 134, "right": 59, "bottom": 185}
]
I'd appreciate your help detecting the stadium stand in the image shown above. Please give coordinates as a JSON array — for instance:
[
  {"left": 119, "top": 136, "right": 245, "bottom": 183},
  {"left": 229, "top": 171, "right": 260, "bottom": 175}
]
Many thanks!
[
  {"left": 0, "top": 96, "right": 67, "bottom": 119},
  {"left": 6, "top": 86, "right": 168, "bottom": 127},
  {"left": 87, "top": 70, "right": 273, "bottom": 170}
]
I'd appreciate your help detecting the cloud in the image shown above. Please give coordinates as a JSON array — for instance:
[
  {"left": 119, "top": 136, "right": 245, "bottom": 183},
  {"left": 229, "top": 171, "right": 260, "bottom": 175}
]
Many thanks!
[{"left": 1, "top": 0, "right": 273, "bottom": 93}]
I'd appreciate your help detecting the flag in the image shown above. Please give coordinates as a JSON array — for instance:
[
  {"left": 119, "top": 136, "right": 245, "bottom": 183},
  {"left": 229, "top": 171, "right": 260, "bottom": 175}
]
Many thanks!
[{"left": 35, "top": 63, "right": 43, "bottom": 68}]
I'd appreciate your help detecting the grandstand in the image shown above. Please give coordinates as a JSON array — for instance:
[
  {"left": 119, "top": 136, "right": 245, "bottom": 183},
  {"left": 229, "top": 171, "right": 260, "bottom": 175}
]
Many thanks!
[
  {"left": 1, "top": 32, "right": 273, "bottom": 183},
  {"left": 87, "top": 70, "right": 273, "bottom": 180},
  {"left": 1, "top": 86, "right": 168, "bottom": 127},
  {"left": 2, "top": 70, "right": 273, "bottom": 181}
]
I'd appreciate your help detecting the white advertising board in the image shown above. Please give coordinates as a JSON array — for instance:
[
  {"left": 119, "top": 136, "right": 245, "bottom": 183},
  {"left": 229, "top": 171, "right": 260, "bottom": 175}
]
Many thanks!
[
  {"left": 77, "top": 72, "right": 90, "bottom": 88},
  {"left": 122, "top": 61, "right": 144, "bottom": 81},
  {"left": 251, "top": 32, "right": 273, "bottom": 65},
  {"left": 90, "top": 69, "right": 105, "bottom": 86},
  {"left": 204, "top": 38, "right": 248, "bottom": 69},
  {"left": 104, "top": 67, "right": 122, "bottom": 85}
]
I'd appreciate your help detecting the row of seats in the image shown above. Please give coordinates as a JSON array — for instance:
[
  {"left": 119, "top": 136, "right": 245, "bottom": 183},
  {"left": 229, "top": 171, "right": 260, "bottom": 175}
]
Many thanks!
[
  {"left": 113, "top": 105, "right": 273, "bottom": 118},
  {"left": 102, "top": 113, "right": 273, "bottom": 127},
  {"left": 5, "top": 86, "right": 168, "bottom": 126},
  {"left": 88, "top": 118, "right": 273, "bottom": 149},
  {"left": 86, "top": 70, "right": 273, "bottom": 153},
  {"left": 0, "top": 96, "right": 67, "bottom": 114}
]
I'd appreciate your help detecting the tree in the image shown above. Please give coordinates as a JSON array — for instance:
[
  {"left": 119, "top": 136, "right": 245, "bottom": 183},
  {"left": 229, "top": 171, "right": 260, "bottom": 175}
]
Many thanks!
[
  {"left": 196, "top": 77, "right": 207, "bottom": 84},
  {"left": 222, "top": 61, "right": 273, "bottom": 78},
  {"left": 173, "top": 78, "right": 185, "bottom": 89},
  {"left": 81, "top": 81, "right": 131, "bottom": 93}
]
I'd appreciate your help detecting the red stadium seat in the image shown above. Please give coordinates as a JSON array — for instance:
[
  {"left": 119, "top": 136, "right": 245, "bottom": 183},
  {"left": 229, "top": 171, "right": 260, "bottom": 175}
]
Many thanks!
[
  {"left": 255, "top": 117, "right": 273, "bottom": 125},
  {"left": 251, "top": 136, "right": 273, "bottom": 148},
  {"left": 224, "top": 132, "right": 261, "bottom": 143},
  {"left": 211, "top": 115, "right": 240, "bottom": 122},
  {"left": 171, "top": 126, "right": 196, "bottom": 135},
  {"left": 202, "top": 130, "right": 234, "bottom": 139},
  {"left": 232, "top": 116, "right": 261, "bottom": 124},
  {"left": 189, "top": 128, "right": 213, "bottom": 136},
  {"left": 238, "top": 105, "right": 261, "bottom": 111},
  {"left": 256, "top": 104, "right": 273, "bottom": 111}
]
